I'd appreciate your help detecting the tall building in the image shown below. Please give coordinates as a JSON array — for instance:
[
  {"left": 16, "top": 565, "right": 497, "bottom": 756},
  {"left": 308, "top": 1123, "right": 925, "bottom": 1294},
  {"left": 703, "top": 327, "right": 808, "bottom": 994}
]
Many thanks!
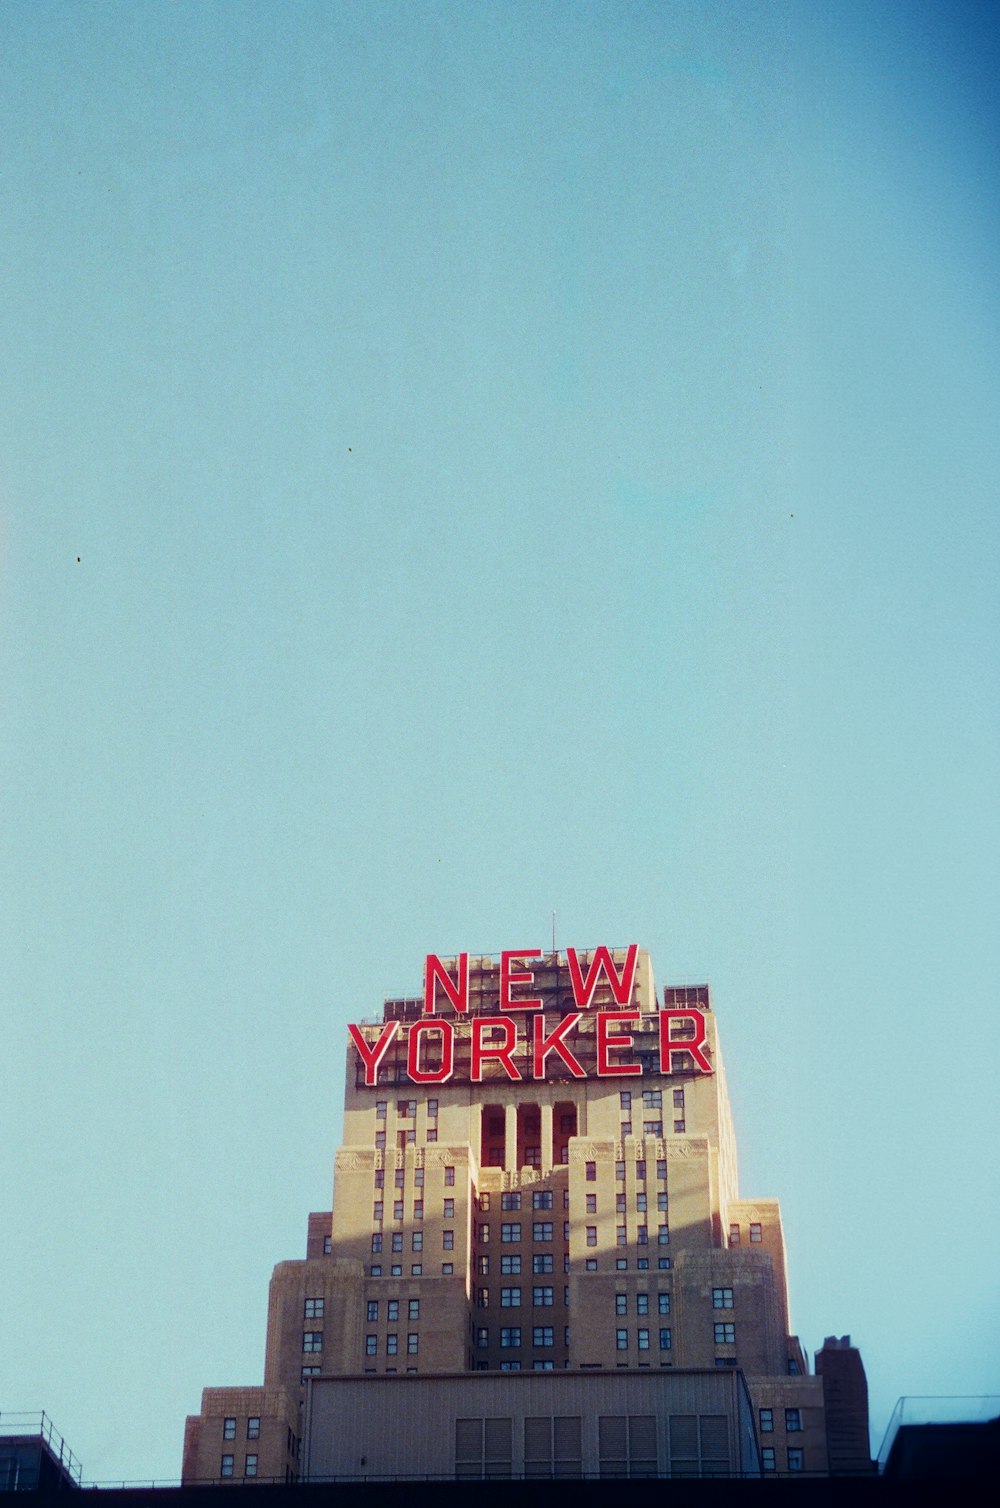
[{"left": 183, "top": 945, "right": 864, "bottom": 1481}]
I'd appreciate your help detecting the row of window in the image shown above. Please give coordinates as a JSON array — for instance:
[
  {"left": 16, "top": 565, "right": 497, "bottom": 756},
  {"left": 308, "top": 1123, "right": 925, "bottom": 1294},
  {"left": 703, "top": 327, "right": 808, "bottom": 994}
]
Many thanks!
[
  {"left": 586, "top": 1160, "right": 669, "bottom": 1181},
  {"left": 618, "top": 1089, "right": 683, "bottom": 1110},
  {"left": 619, "top": 1121, "right": 684, "bottom": 1136},
  {"left": 488, "top": 1222, "right": 562, "bottom": 1242},
  {"left": 729, "top": 1222, "right": 763, "bottom": 1245},
  {"left": 372, "top": 1198, "right": 456, "bottom": 1220},
  {"left": 365, "top": 1333, "right": 419, "bottom": 1355},
  {"left": 373, "top": 1165, "right": 456, "bottom": 1187},
  {"left": 615, "top": 1329, "right": 672, "bottom": 1350},
  {"left": 760, "top": 1409, "right": 801, "bottom": 1432},
  {"left": 367, "top": 1255, "right": 673, "bottom": 1280},
  {"left": 615, "top": 1293, "right": 671, "bottom": 1315},
  {"left": 372, "top": 1231, "right": 451, "bottom": 1252},
  {"left": 483, "top": 1286, "right": 560, "bottom": 1307},
  {"left": 220, "top": 1455, "right": 257, "bottom": 1478},
  {"left": 475, "top": 1327, "right": 568, "bottom": 1348},
  {"left": 497, "top": 1190, "right": 557, "bottom": 1210},
  {"left": 366, "top": 1299, "right": 419, "bottom": 1321},
  {"left": 584, "top": 1224, "right": 670, "bottom": 1246},
  {"left": 762, "top": 1447, "right": 805, "bottom": 1472},
  {"left": 375, "top": 1099, "right": 440, "bottom": 1119},
  {"left": 222, "top": 1418, "right": 259, "bottom": 1440}
]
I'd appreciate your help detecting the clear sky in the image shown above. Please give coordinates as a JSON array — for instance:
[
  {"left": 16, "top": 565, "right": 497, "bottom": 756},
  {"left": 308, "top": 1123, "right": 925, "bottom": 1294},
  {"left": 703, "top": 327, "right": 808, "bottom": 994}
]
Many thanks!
[{"left": 2, "top": 0, "right": 998, "bottom": 1484}]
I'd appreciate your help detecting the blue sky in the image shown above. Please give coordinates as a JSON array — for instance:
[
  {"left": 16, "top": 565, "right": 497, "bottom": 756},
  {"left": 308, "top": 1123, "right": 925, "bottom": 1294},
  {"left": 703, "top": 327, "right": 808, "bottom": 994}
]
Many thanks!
[{"left": 2, "top": 0, "right": 998, "bottom": 1482}]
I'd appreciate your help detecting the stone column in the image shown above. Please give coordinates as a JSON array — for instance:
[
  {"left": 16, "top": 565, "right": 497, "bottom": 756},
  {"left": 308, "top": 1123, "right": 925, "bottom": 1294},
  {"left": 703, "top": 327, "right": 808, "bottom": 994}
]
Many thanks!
[
  {"left": 540, "top": 1102, "right": 554, "bottom": 1171},
  {"left": 505, "top": 1102, "right": 518, "bottom": 1173}
]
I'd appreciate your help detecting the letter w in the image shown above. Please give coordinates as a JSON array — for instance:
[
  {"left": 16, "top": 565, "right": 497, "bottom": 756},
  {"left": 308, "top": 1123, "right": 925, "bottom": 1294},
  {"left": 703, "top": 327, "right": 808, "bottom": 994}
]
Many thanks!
[{"left": 567, "top": 944, "right": 639, "bottom": 1007}]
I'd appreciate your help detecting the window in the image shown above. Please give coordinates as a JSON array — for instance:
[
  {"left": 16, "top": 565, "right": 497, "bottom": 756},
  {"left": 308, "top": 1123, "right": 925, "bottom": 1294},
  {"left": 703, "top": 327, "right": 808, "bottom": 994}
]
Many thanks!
[
  {"left": 657, "top": 1292, "right": 670, "bottom": 1313},
  {"left": 301, "top": 1365, "right": 320, "bottom": 1380},
  {"left": 407, "top": 1333, "right": 418, "bottom": 1354},
  {"left": 371, "top": 1233, "right": 382, "bottom": 1253},
  {"left": 413, "top": 1201, "right": 423, "bottom": 1220},
  {"left": 728, "top": 1223, "right": 740, "bottom": 1246},
  {"left": 427, "top": 1098, "right": 438, "bottom": 1117},
  {"left": 637, "top": 1329, "right": 650, "bottom": 1350},
  {"left": 713, "top": 1287, "right": 734, "bottom": 1309},
  {"left": 673, "top": 1120, "right": 685, "bottom": 1133},
  {"left": 370, "top": 1264, "right": 382, "bottom": 1276},
  {"left": 787, "top": 1448, "right": 804, "bottom": 1472},
  {"left": 500, "top": 1361, "right": 520, "bottom": 1371},
  {"left": 501, "top": 1223, "right": 521, "bottom": 1242},
  {"left": 616, "top": 1225, "right": 627, "bottom": 1246},
  {"left": 759, "top": 1409, "right": 773, "bottom": 1433},
  {"left": 713, "top": 1322, "right": 735, "bottom": 1344},
  {"left": 586, "top": 1194, "right": 597, "bottom": 1213},
  {"left": 445, "top": 1166, "right": 455, "bottom": 1186},
  {"left": 366, "top": 1300, "right": 379, "bottom": 1323},
  {"left": 658, "top": 1257, "right": 671, "bottom": 1270},
  {"left": 476, "top": 1328, "right": 489, "bottom": 1348},
  {"left": 615, "top": 1294, "right": 627, "bottom": 1315},
  {"left": 615, "top": 1161, "right": 625, "bottom": 1180},
  {"left": 620, "top": 1091, "right": 632, "bottom": 1110},
  {"left": 478, "top": 1223, "right": 490, "bottom": 1242},
  {"left": 477, "top": 1287, "right": 489, "bottom": 1308},
  {"left": 397, "top": 1098, "right": 416, "bottom": 1118},
  {"left": 656, "top": 1159, "right": 666, "bottom": 1179},
  {"left": 586, "top": 1226, "right": 597, "bottom": 1246},
  {"left": 376, "top": 1101, "right": 387, "bottom": 1120},
  {"left": 636, "top": 1159, "right": 646, "bottom": 1180},
  {"left": 442, "top": 1198, "right": 455, "bottom": 1218},
  {"left": 365, "top": 1334, "right": 377, "bottom": 1355},
  {"left": 374, "top": 1131, "right": 386, "bottom": 1149},
  {"left": 390, "top": 1264, "right": 402, "bottom": 1276},
  {"left": 659, "top": 1328, "right": 672, "bottom": 1350},
  {"left": 220, "top": 1456, "right": 234, "bottom": 1478},
  {"left": 616, "top": 1329, "right": 628, "bottom": 1350},
  {"left": 761, "top": 1447, "right": 776, "bottom": 1471},
  {"left": 391, "top": 1233, "right": 403, "bottom": 1252},
  {"left": 637, "top": 1225, "right": 648, "bottom": 1245},
  {"left": 585, "top": 1162, "right": 597, "bottom": 1181},
  {"left": 616, "top": 1193, "right": 627, "bottom": 1213},
  {"left": 636, "top": 1192, "right": 647, "bottom": 1212},
  {"left": 643, "top": 1120, "right": 662, "bottom": 1136},
  {"left": 657, "top": 1191, "right": 668, "bottom": 1212},
  {"left": 788, "top": 1358, "right": 801, "bottom": 1375},
  {"left": 247, "top": 1418, "right": 260, "bottom": 1440},
  {"left": 532, "top": 1253, "right": 553, "bottom": 1273},
  {"left": 323, "top": 1234, "right": 332, "bottom": 1253},
  {"left": 393, "top": 1200, "right": 404, "bottom": 1220},
  {"left": 373, "top": 1201, "right": 384, "bottom": 1222},
  {"left": 532, "top": 1190, "right": 553, "bottom": 1210},
  {"left": 621, "top": 1121, "right": 632, "bottom": 1135},
  {"left": 501, "top": 1287, "right": 521, "bottom": 1307},
  {"left": 426, "top": 1126, "right": 438, "bottom": 1142},
  {"left": 411, "top": 1232, "right": 423, "bottom": 1252},
  {"left": 386, "top": 1334, "right": 398, "bottom": 1355},
  {"left": 443, "top": 1262, "right": 454, "bottom": 1275},
  {"left": 673, "top": 1089, "right": 684, "bottom": 1108},
  {"left": 636, "top": 1293, "right": 649, "bottom": 1315},
  {"left": 532, "top": 1222, "right": 553, "bottom": 1242},
  {"left": 479, "top": 1192, "right": 490, "bottom": 1211},
  {"left": 501, "top": 1191, "right": 521, "bottom": 1210},
  {"left": 785, "top": 1409, "right": 802, "bottom": 1433},
  {"left": 415, "top": 1167, "right": 424, "bottom": 1187},
  {"left": 750, "top": 1222, "right": 762, "bottom": 1243},
  {"left": 532, "top": 1286, "right": 553, "bottom": 1306},
  {"left": 411, "top": 1263, "right": 422, "bottom": 1275},
  {"left": 500, "top": 1327, "right": 521, "bottom": 1348},
  {"left": 443, "top": 1230, "right": 454, "bottom": 1250},
  {"left": 585, "top": 1258, "right": 597, "bottom": 1271},
  {"left": 374, "top": 1169, "right": 384, "bottom": 1189},
  {"left": 532, "top": 1326, "right": 554, "bottom": 1347},
  {"left": 533, "top": 1359, "right": 554, "bottom": 1371},
  {"left": 642, "top": 1089, "right": 661, "bottom": 1108},
  {"left": 636, "top": 1257, "right": 649, "bottom": 1270},
  {"left": 243, "top": 1455, "right": 258, "bottom": 1479},
  {"left": 616, "top": 1257, "right": 628, "bottom": 1270},
  {"left": 223, "top": 1419, "right": 236, "bottom": 1441},
  {"left": 303, "top": 1332, "right": 323, "bottom": 1352},
  {"left": 526, "top": 1145, "right": 541, "bottom": 1167}
]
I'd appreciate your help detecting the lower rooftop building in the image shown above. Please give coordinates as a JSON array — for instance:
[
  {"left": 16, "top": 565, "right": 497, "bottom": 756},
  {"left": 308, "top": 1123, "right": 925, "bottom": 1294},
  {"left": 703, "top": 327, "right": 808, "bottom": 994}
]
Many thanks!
[{"left": 182, "top": 945, "right": 869, "bottom": 1481}]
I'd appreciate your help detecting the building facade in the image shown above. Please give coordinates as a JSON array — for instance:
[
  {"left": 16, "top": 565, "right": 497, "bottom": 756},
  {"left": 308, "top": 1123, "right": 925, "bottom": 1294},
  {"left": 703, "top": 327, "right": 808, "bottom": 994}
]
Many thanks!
[{"left": 183, "top": 945, "right": 863, "bottom": 1481}]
